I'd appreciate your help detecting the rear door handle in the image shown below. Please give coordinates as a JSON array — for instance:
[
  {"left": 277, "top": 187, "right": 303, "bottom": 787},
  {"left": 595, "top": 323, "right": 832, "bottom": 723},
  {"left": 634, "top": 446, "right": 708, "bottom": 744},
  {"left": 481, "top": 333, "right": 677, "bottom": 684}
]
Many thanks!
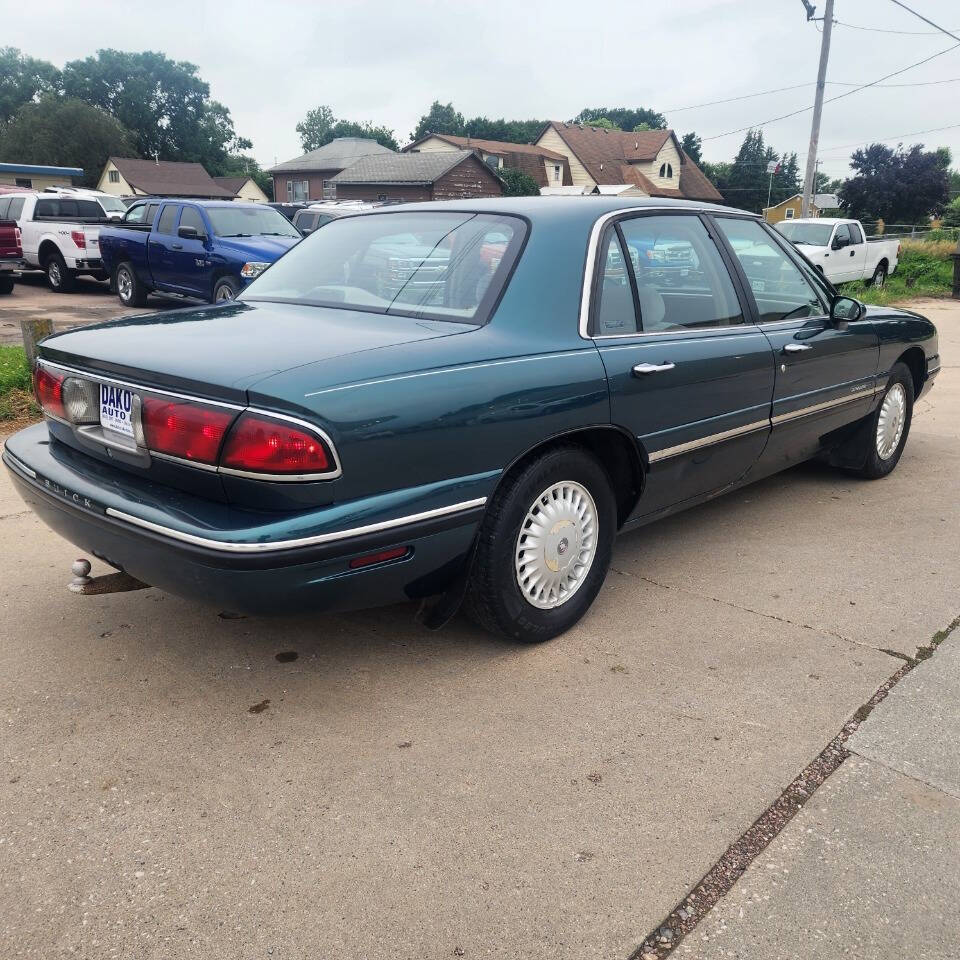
[
  {"left": 783, "top": 343, "right": 812, "bottom": 354},
  {"left": 632, "top": 362, "right": 676, "bottom": 375}
]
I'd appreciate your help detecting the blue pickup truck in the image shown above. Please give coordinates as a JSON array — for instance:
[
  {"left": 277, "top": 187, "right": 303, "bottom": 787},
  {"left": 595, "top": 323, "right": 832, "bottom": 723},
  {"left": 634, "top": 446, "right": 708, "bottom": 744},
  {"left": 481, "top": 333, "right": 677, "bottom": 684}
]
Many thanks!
[{"left": 99, "top": 199, "right": 301, "bottom": 306}]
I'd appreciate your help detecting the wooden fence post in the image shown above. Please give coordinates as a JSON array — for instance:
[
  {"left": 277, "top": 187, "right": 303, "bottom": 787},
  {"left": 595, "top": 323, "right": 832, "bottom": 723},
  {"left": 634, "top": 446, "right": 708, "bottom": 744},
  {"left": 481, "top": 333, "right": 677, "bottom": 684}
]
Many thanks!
[{"left": 19, "top": 318, "right": 54, "bottom": 369}]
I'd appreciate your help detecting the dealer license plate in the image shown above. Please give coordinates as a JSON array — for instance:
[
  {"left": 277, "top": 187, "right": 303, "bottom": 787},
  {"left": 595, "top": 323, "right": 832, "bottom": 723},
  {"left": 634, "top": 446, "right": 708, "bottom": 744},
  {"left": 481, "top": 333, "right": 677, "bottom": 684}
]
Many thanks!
[{"left": 99, "top": 383, "right": 135, "bottom": 438}]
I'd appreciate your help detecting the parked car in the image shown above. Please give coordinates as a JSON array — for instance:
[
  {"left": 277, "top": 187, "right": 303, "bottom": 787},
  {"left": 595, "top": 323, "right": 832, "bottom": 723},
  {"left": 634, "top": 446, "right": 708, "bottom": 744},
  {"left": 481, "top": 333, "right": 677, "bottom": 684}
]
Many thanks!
[
  {"left": 4, "top": 188, "right": 129, "bottom": 291},
  {"left": 5, "top": 198, "right": 940, "bottom": 642},
  {"left": 0, "top": 215, "right": 24, "bottom": 295},
  {"left": 293, "top": 201, "right": 380, "bottom": 236},
  {"left": 775, "top": 218, "right": 900, "bottom": 287},
  {"left": 98, "top": 200, "right": 301, "bottom": 306},
  {"left": 268, "top": 202, "right": 310, "bottom": 223}
]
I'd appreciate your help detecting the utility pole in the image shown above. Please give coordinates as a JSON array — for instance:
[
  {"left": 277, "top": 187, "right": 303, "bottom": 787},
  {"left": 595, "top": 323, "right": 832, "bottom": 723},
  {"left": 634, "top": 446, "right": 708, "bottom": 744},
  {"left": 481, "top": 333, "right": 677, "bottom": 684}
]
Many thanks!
[{"left": 801, "top": 0, "right": 833, "bottom": 218}]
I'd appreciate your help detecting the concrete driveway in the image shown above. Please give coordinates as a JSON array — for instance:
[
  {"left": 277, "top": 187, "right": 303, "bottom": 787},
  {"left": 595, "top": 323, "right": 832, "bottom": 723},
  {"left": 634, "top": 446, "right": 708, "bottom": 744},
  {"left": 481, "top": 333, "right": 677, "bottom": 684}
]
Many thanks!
[{"left": 1, "top": 300, "right": 957, "bottom": 959}]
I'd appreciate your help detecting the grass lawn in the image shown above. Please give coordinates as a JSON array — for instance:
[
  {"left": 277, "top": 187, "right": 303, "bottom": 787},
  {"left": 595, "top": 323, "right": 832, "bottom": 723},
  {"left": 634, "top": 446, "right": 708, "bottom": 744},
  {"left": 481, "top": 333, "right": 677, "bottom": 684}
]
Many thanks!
[
  {"left": 845, "top": 237, "right": 956, "bottom": 306},
  {"left": 0, "top": 345, "right": 40, "bottom": 427}
]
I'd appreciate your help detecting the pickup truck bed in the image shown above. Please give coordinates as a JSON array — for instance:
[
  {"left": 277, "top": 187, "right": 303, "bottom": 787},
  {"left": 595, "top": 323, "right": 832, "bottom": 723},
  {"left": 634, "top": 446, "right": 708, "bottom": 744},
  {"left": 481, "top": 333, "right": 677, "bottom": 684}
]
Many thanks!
[{"left": 0, "top": 219, "right": 24, "bottom": 294}]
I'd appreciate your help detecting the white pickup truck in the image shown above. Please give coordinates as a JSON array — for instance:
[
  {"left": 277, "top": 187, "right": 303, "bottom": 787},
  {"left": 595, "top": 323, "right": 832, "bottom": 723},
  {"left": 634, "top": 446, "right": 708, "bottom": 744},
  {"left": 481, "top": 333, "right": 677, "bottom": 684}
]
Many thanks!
[
  {"left": 775, "top": 217, "right": 900, "bottom": 287},
  {"left": 7, "top": 188, "right": 127, "bottom": 292}
]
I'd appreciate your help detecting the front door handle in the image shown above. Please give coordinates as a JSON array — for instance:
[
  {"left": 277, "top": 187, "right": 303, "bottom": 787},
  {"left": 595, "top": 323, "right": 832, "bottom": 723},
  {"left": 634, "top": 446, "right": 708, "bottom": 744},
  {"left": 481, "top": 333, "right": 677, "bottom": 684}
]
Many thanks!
[
  {"left": 783, "top": 343, "right": 812, "bottom": 354},
  {"left": 632, "top": 362, "right": 676, "bottom": 376},
  {"left": 171, "top": 243, "right": 183, "bottom": 250}
]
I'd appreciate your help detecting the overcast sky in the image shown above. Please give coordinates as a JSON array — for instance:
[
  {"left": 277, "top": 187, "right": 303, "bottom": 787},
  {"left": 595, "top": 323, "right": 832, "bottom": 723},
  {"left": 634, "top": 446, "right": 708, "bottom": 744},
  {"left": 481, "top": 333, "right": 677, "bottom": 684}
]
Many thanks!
[{"left": 3, "top": 0, "right": 959, "bottom": 177}]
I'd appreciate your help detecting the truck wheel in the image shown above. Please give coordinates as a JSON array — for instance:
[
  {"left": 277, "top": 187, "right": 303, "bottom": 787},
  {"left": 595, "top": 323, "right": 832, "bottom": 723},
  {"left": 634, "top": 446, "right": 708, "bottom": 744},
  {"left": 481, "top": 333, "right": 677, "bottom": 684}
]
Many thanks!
[
  {"left": 0, "top": 276, "right": 14, "bottom": 295},
  {"left": 45, "top": 252, "right": 75, "bottom": 293},
  {"left": 463, "top": 445, "right": 616, "bottom": 643},
  {"left": 213, "top": 277, "right": 240, "bottom": 303},
  {"left": 115, "top": 262, "right": 147, "bottom": 307},
  {"left": 871, "top": 262, "right": 887, "bottom": 288}
]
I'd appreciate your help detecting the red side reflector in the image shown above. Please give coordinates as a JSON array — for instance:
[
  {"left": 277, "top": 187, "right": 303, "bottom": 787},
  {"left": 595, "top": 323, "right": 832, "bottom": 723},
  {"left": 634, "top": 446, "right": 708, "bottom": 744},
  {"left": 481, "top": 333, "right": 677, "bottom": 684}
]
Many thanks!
[
  {"left": 34, "top": 366, "right": 66, "bottom": 420},
  {"left": 221, "top": 413, "right": 332, "bottom": 475},
  {"left": 142, "top": 398, "right": 235, "bottom": 464},
  {"left": 70, "top": 230, "right": 86, "bottom": 249},
  {"left": 349, "top": 547, "right": 410, "bottom": 569}
]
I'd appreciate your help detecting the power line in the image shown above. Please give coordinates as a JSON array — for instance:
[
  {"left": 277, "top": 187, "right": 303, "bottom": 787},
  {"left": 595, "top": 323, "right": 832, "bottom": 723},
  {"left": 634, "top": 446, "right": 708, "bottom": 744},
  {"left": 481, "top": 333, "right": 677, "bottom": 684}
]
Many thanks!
[
  {"left": 833, "top": 17, "right": 960, "bottom": 36},
  {"left": 886, "top": 0, "right": 960, "bottom": 44},
  {"left": 816, "top": 122, "right": 960, "bottom": 155},
  {"left": 702, "top": 37, "right": 960, "bottom": 142}
]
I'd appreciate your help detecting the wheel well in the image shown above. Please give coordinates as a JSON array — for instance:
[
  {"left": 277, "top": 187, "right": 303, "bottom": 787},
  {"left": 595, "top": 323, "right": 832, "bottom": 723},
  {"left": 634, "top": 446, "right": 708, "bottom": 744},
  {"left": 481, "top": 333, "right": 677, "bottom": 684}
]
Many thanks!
[
  {"left": 212, "top": 270, "right": 238, "bottom": 292},
  {"left": 876, "top": 258, "right": 889, "bottom": 272},
  {"left": 895, "top": 346, "right": 925, "bottom": 398},
  {"left": 499, "top": 427, "right": 644, "bottom": 528},
  {"left": 38, "top": 240, "right": 61, "bottom": 266}
]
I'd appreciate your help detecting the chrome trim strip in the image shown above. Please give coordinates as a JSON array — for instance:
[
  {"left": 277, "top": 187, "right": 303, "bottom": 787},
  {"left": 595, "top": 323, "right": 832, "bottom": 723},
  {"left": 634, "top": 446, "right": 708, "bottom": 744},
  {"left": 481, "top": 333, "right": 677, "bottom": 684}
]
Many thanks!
[
  {"left": 37, "top": 359, "right": 343, "bottom": 480},
  {"left": 4, "top": 451, "right": 36, "bottom": 479},
  {"left": 104, "top": 497, "right": 488, "bottom": 554},
  {"left": 578, "top": 206, "right": 715, "bottom": 340},
  {"left": 648, "top": 419, "right": 769, "bottom": 463},
  {"left": 771, "top": 386, "right": 874, "bottom": 426}
]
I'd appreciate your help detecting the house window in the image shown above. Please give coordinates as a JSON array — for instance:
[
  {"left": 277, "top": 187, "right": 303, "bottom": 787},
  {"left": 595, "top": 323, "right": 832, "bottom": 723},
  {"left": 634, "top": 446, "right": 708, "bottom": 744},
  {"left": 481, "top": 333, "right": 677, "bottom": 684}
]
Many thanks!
[
  {"left": 322, "top": 179, "right": 336, "bottom": 200},
  {"left": 553, "top": 164, "right": 561, "bottom": 183},
  {"left": 108, "top": 170, "right": 120, "bottom": 183},
  {"left": 658, "top": 163, "right": 673, "bottom": 179},
  {"left": 287, "top": 179, "right": 309, "bottom": 202},
  {"left": 784, "top": 208, "right": 795, "bottom": 219},
  {"left": 15, "top": 178, "right": 31, "bottom": 188}
]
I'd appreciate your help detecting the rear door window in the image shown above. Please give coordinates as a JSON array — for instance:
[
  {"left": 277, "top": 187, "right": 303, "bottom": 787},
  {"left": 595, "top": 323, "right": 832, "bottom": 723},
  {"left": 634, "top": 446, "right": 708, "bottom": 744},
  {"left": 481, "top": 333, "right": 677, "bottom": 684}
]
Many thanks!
[
  {"left": 76, "top": 199, "right": 102, "bottom": 218},
  {"left": 156, "top": 204, "right": 179, "bottom": 235},
  {"left": 0, "top": 199, "right": 9, "bottom": 219},
  {"left": 7, "top": 198, "right": 24, "bottom": 219}
]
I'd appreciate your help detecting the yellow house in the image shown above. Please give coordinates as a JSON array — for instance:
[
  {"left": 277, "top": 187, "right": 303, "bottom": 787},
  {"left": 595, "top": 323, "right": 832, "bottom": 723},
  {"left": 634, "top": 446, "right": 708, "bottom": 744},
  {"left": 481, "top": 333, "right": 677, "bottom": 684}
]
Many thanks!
[
  {"left": 764, "top": 193, "right": 841, "bottom": 224},
  {"left": 0, "top": 162, "right": 83, "bottom": 191},
  {"left": 212, "top": 176, "right": 269, "bottom": 203}
]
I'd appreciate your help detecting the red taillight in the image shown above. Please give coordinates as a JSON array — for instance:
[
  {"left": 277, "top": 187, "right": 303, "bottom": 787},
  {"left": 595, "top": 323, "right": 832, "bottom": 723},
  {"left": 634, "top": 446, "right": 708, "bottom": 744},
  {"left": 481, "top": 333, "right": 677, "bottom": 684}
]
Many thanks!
[
  {"left": 33, "top": 366, "right": 66, "bottom": 420},
  {"left": 70, "top": 230, "right": 86, "bottom": 249},
  {"left": 221, "top": 413, "right": 333, "bottom": 476},
  {"left": 142, "top": 398, "right": 235, "bottom": 465},
  {"left": 349, "top": 547, "right": 410, "bottom": 569}
]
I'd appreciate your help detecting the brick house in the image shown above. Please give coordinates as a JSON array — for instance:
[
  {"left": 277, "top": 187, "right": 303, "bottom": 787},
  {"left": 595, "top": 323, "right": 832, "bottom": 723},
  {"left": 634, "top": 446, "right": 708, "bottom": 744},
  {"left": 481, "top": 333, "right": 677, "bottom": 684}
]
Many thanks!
[
  {"left": 269, "top": 138, "right": 394, "bottom": 203},
  {"left": 535, "top": 122, "right": 723, "bottom": 202},
  {"left": 330, "top": 150, "right": 503, "bottom": 202},
  {"left": 404, "top": 134, "right": 572, "bottom": 189}
]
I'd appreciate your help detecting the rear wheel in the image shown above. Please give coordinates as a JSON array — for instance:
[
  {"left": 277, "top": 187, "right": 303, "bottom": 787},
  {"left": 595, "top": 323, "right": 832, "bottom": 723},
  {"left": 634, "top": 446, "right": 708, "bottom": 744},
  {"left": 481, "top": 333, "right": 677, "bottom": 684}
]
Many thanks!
[
  {"left": 464, "top": 446, "right": 616, "bottom": 642},
  {"left": 854, "top": 362, "right": 914, "bottom": 479},
  {"left": 0, "top": 276, "right": 13, "bottom": 295},
  {"left": 115, "top": 262, "right": 147, "bottom": 307},
  {"left": 45, "top": 252, "right": 75, "bottom": 293},
  {"left": 871, "top": 262, "right": 887, "bottom": 288},
  {"left": 213, "top": 277, "right": 240, "bottom": 303}
]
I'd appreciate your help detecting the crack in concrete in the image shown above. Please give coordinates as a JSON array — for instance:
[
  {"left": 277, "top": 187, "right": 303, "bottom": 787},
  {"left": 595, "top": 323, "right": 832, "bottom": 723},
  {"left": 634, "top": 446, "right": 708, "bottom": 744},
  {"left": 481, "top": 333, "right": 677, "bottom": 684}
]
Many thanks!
[
  {"left": 611, "top": 565, "right": 882, "bottom": 655},
  {"left": 627, "top": 611, "right": 960, "bottom": 960}
]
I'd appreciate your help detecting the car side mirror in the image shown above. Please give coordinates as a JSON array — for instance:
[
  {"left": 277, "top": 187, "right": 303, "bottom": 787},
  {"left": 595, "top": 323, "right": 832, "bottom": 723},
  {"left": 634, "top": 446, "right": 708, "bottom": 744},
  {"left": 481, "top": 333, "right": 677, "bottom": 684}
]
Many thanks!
[
  {"left": 831, "top": 235, "right": 848, "bottom": 251},
  {"left": 178, "top": 225, "right": 203, "bottom": 241},
  {"left": 831, "top": 296, "right": 863, "bottom": 324},
  {"left": 300, "top": 227, "right": 313, "bottom": 235}
]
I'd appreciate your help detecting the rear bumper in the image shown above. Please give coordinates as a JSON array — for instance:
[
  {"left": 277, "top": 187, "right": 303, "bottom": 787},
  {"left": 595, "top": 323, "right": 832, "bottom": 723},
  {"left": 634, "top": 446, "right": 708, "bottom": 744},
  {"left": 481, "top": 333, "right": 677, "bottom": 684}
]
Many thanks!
[
  {"left": 3, "top": 425, "right": 486, "bottom": 615},
  {"left": 72, "top": 257, "right": 104, "bottom": 272},
  {"left": 0, "top": 258, "right": 25, "bottom": 272}
]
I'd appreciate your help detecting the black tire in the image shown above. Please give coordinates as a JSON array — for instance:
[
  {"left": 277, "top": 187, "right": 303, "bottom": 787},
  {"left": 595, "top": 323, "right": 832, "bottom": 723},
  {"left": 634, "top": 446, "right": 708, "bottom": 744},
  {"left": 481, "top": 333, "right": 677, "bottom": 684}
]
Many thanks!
[
  {"left": 45, "top": 251, "right": 75, "bottom": 293},
  {"left": 212, "top": 277, "right": 240, "bottom": 303},
  {"left": 0, "top": 276, "right": 13, "bottom": 295},
  {"left": 463, "top": 445, "right": 617, "bottom": 643},
  {"left": 871, "top": 261, "right": 888, "bottom": 288},
  {"left": 115, "top": 262, "right": 147, "bottom": 307},
  {"left": 854, "top": 362, "right": 914, "bottom": 479}
]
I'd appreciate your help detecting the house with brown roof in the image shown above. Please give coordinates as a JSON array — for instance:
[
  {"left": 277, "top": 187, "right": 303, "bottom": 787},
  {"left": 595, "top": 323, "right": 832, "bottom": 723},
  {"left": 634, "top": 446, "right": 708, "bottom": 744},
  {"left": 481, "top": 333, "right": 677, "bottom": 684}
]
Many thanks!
[
  {"left": 268, "top": 138, "right": 396, "bottom": 203},
  {"left": 330, "top": 150, "right": 503, "bottom": 203},
  {"left": 96, "top": 158, "right": 235, "bottom": 199},
  {"left": 212, "top": 176, "right": 269, "bottom": 203},
  {"left": 535, "top": 122, "right": 723, "bottom": 202},
  {"left": 403, "top": 134, "right": 572, "bottom": 189}
]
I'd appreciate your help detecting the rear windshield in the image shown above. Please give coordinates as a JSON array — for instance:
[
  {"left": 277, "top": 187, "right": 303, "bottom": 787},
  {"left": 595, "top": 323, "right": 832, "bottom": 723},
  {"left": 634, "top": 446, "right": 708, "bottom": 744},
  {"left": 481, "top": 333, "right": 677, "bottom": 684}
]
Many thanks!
[
  {"left": 775, "top": 222, "right": 834, "bottom": 246},
  {"left": 240, "top": 211, "right": 526, "bottom": 324},
  {"left": 206, "top": 206, "right": 300, "bottom": 239}
]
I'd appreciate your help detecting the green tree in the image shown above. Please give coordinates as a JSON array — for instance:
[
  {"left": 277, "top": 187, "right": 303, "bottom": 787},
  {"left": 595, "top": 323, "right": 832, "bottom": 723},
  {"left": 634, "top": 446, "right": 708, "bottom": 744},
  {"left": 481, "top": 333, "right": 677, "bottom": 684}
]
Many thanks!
[
  {"left": 410, "top": 101, "right": 465, "bottom": 142},
  {"left": 218, "top": 153, "right": 274, "bottom": 200},
  {"left": 463, "top": 116, "right": 546, "bottom": 144},
  {"left": 61, "top": 50, "right": 250, "bottom": 170},
  {"left": 573, "top": 106, "right": 666, "bottom": 130},
  {"left": 499, "top": 167, "right": 540, "bottom": 196},
  {"left": 0, "top": 96, "right": 137, "bottom": 187},
  {"left": 680, "top": 131, "right": 703, "bottom": 164},
  {"left": 0, "top": 47, "right": 61, "bottom": 124},
  {"left": 295, "top": 105, "right": 398, "bottom": 152},
  {"left": 839, "top": 143, "right": 950, "bottom": 224},
  {"left": 712, "top": 129, "right": 800, "bottom": 213},
  {"left": 940, "top": 197, "right": 960, "bottom": 228}
]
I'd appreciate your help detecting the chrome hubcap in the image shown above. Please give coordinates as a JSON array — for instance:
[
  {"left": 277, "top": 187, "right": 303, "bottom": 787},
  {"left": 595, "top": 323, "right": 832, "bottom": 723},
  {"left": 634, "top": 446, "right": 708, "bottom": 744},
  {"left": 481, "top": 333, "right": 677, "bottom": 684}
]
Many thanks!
[
  {"left": 874, "top": 269, "right": 885, "bottom": 288},
  {"left": 216, "top": 285, "right": 234, "bottom": 301},
  {"left": 48, "top": 262, "right": 61, "bottom": 286},
  {"left": 876, "top": 382, "right": 906, "bottom": 460},
  {"left": 117, "top": 269, "right": 132, "bottom": 301},
  {"left": 515, "top": 480, "right": 598, "bottom": 610}
]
